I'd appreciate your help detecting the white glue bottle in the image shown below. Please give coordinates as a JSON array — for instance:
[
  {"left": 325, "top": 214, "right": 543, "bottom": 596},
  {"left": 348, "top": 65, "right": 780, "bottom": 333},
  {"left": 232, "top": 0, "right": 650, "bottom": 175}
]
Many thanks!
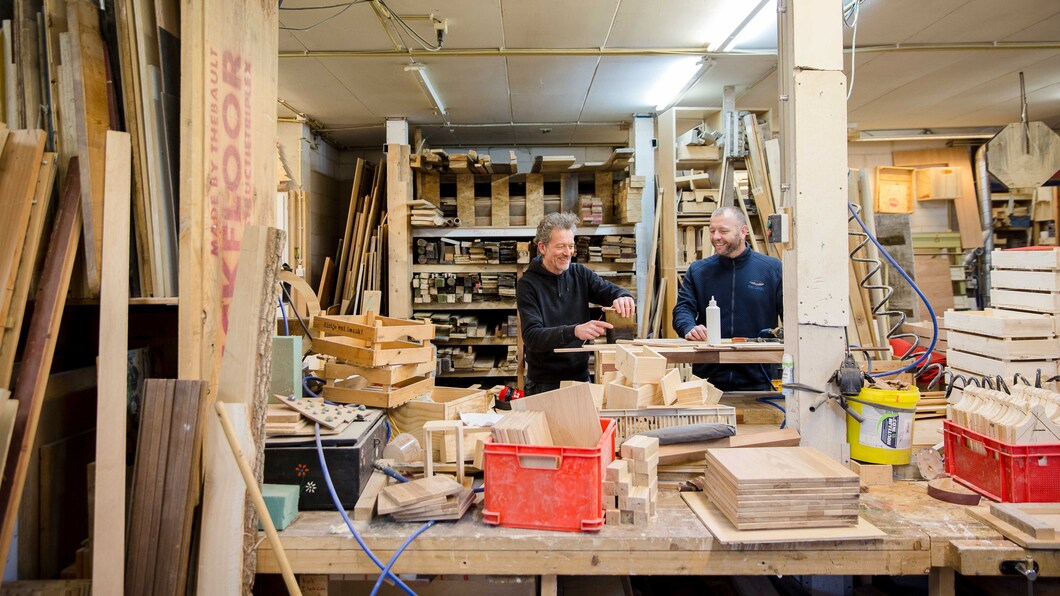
[{"left": 705, "top": 296, "right": 721, "bottom": 344}]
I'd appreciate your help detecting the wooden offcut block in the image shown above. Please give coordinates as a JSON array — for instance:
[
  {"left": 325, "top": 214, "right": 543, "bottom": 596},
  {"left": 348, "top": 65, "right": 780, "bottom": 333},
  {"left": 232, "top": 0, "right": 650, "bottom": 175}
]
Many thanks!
[
  {"left": 620, "top": 435, "right": 659, "bottom": 460},
  {"left": 626, "top": 486, "right": 650, "bottom": 513},
  {"left": 605, "top": 459, "right": 629, "bottom": 481},
  {"left": 605, "top": 508, "right": 621, "bottom": 525},
  {"left": 632, "top": 472, "right": 653, "bottom": 487},
  {"left": 632, "top": 453, "right": 659, "bottom": 474},
  {"left": 602, "top": 480, "right": 616, "bottom": 496},
  {"left": 849, "top": 461, "right": 892, "bottom": 487},
  {"left": 614, "top": 345, "right": 666, "bottom": 385},
  {"left": 620, "top": 510, "right": 634, "bottom": 524},
  {"left": 615, "top": 477, "right": 632, "bottom": 497}
]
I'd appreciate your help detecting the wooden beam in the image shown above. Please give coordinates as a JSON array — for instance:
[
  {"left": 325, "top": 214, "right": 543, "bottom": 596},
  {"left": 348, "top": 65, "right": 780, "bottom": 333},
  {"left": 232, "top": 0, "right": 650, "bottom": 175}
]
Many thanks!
[
  {"left": 779, "top": 0, "right": 849, "bottom": 459},
  {"left": 0, "top": 130, "right": 46, "bottom": 326},
  {"left": 387, "top": 144, "right": 412, "bottom": 317},
  {"left": 658, "top": 109, "right": 678, "bottom": 338},
  {"left": 92, "top": 131, "right": 131, "bottom": 592},
  {"left": 0, "top": 163, "right": 82, "bottom": 566},
  {"left": 67, "top": 0, "right": 111, "bottom": 296}
]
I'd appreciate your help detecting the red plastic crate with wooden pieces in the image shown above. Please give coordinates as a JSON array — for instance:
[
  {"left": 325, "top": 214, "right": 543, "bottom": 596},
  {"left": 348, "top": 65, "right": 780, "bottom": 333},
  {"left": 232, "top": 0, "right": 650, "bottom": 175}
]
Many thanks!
[
  {"left": 483, "top": 384, "right": 614, "bottom": 532},
  {"left": 944, "top": 420, "right": 1060, "bottom": 503}
]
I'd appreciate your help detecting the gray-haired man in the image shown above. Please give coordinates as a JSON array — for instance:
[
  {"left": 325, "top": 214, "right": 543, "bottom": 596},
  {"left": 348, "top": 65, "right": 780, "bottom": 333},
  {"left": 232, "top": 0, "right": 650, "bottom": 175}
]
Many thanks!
[{"left": 516, "top": 212, "right": 635, "bottom": 395}]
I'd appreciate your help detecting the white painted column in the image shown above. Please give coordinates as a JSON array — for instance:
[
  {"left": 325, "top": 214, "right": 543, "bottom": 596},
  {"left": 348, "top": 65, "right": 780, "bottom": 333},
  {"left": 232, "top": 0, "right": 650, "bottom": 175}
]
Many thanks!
[
  {"left": 631, "top": 115, "right": 656, "bottom": 332},
  {"left": 779, "top": 0, "right": 849, "bottom": 459},
  {"left": 385, "top": 118, "right": 409, "bottom": 145}
]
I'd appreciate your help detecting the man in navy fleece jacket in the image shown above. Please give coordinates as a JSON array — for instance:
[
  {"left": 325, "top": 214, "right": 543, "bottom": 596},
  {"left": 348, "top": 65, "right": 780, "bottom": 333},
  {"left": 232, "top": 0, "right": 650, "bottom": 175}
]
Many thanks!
[
  {"left": 517, "top": 212, "right": 635, "bottom": 395},
  {"left": 672, "top": 206, "right": 783, "bottom": 391}
]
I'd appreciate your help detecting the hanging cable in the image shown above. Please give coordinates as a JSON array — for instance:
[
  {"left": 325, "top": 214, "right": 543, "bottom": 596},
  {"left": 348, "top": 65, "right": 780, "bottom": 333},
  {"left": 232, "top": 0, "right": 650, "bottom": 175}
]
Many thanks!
[
  {"left": 279, "top": 281, "right": 315, "bottom": 340},
  {"left": 279, "top": 0, "right": 369, "bottom": 31},
  {"left": 848, "top": 204, "right": 938, "bottom": 377},
  {"left": 376, "top": 0, "right": 443, "bottom": 51},
  {"left": 843, "top": 0, "right": 862, "bottom": 100},
  {"left": 314, "top": 423, "right": 419, "bottom": 596},
  {"left": 278, "top": 296, "right": 290, "bottom": 336}
]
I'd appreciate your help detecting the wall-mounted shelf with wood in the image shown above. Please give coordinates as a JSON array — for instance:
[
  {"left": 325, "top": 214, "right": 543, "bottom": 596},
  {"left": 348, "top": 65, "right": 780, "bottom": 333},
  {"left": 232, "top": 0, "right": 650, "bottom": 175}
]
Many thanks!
[
  {"left": 435, "top": 337, "right": 518, "bottom": 346},
  {"left": 414, "top": 301, "right": 516, "bottom": 311},
  {"left": 412, "top": 264, "right": 521, "bottom": 273},
  {"left": 411, "top": 225, "right": 635, "bottom": 239}
]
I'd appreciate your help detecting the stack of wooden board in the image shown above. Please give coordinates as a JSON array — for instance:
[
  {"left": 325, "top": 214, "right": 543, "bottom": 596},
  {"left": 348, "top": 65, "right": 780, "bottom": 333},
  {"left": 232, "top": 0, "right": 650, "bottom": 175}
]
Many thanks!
[
  {"left": 315, "top": 314, "right": 437, "bottom": 408},
  {"left": 704, "top": 447, "right": 861, "bottom": 530},
  {"left": 0, "top": 131, "right": 55, "bottom": 389},
  {"left": 603, "top": 435, "right": 659, "bottom": 526},
  {"left": 390, "top": 386, "right": 489, "bottom": 460},
  {"left": 264, "top": 396, "right": 360, "bottom": 436},
  {"left": 987, "top": 251, "right": 1060, "bottom": 368},
  {"left": 326, "top": 158, "right": 386, "bottom": 314},
  {"left": 944, "top": 307, "right": 1059, "bottom": 384},
  {"left": 377, "top": 475, "right": 473, "bottom": 522},
  {"left": 613, "top": 176, "right": 644, "bottom": 223},
  {"left": 490, "top": 411, "right": 553, "bottom": 445}
]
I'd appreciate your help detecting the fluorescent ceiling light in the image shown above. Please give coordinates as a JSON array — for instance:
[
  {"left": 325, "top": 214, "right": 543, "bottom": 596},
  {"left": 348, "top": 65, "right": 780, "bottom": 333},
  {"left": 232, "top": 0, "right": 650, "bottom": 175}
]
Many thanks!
[
  {"left": 724, "top": 0, "right": 776, "bottom": 51},
  {"left": 648, "top": 57, "right": 711, "bottom": 112},
  {"left": 704, "top": 0, "right": 771, "bottom": 52},
  {"left": 405, "top": 62, "right": 447, "bottom": 118},
  {"left": 855, "top": 129, "right": 999, "bottom": 142}
]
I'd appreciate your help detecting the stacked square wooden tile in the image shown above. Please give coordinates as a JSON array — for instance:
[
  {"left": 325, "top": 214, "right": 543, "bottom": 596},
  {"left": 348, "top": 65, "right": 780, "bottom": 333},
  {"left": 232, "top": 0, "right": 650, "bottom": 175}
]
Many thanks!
[{"left": 603, "top": 435, "right": 659, "bottom": 525}]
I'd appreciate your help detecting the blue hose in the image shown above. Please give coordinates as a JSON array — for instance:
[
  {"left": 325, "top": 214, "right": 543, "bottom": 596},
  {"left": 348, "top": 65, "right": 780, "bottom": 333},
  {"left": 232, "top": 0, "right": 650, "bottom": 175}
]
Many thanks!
[
  {"left": 756, "top": 396, "right": 786, "bottom": 429},
  {"left": 848, "top": 205, "right": 938, "bottom": 377},
  {"left": 314, "top": 423, "right": 418, "bottom": 596},
  {"left": 369, "top": 520, "right": 436, "bottom": 596},
  {"left": 278, "top": 296, "right": 289, "bottom": 335}
]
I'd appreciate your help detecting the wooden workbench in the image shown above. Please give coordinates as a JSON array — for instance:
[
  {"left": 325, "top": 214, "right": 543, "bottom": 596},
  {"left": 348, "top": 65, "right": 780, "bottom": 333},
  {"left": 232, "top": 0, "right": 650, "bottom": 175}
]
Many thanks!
[
  {"left": 255, "top": 481, "right": 1056, "bottom": 594},
  {"left": 558, "top": 339, "right": 785, "bottom": 365}
]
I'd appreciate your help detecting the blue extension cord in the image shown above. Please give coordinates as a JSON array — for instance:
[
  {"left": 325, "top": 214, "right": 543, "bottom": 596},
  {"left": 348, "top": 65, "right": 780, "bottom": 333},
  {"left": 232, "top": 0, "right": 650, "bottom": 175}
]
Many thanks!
[{"left": 848, "top": 204, "right": 938, "bottom": 377}]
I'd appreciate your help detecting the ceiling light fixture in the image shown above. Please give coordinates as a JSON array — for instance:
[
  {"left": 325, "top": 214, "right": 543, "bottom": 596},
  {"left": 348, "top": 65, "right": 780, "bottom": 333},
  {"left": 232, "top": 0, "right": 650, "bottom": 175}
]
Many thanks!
[
  {"left": 854, "top": 129, "right": 1000, "bottom": 142},
  {"left": 721, "top": 0, "right": 776, "bottom": 51},
  {"left": 649, "top": 57, "right": 715, "bottom": 113},
  {"left": 404, "top": 62, "right": 448, "bottom": 119},
  {"left": 705, "top": 0, "right": 772, "bottom": 52}
]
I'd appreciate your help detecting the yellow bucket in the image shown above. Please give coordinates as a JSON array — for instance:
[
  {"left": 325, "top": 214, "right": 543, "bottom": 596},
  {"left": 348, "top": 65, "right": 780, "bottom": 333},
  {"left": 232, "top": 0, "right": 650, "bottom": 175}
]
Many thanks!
[{"left": 846, "top": 386, "right": 921, "bottom": 465}]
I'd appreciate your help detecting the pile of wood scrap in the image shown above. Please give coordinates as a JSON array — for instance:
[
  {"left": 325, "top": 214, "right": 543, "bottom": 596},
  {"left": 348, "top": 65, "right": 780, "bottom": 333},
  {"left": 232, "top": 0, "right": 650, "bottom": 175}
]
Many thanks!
[
  {"left": 704, "top": 447, "right": 860, "bottom": 530},
  {"left": 410, "top": 149, "right": 518, "bottom": 175},
  {"left": 314, "top": 314, "right": 437, "bottom": 409},
  {"left": 409, "top": 199, "right": 451, "bottom": 227},
  {"left": 915, "top": 391, "right": 947, "bottom": 420},
  {"left": 377, "top": 475, "right": 474, "bottom": 522},
  {"left": 949, "top": 384, "right": 1060, "bottom": 444},
  {"left": 326, "top": 158, "right": 387, "bottom": 314}
]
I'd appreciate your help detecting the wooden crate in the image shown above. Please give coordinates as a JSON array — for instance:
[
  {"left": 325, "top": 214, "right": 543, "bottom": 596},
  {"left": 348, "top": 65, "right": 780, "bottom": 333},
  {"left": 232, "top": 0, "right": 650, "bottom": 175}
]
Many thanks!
[
  {"left": 322, "top": 375, "right": 435, "bottom": 408},
  {"left": 915, "top": 167, "right": 961, "bottom": 201},
  {"left": 313, "top": 337, "right": 434, "bottom": 367},
  {"left": 944, "top": 308, "right": 1057, "bottom": 337},
  {"left": 314, "top": 314, "right": 435, "bottom": 343},
  {"left": 389, "top": 386, "right": 489, "bottom": 444},
  {"left": 323, "top": 358, "right": 434, "bottom": 386},
  {"left": 946, "top": 349, "right": 1058, "bottom": 380},
  {"left": 874, "top": 166, "right": 915, "bottom": 214},
  {"left": 947, "top": 330, "right": 1060, "bottom": 361},
  {"left": 992, "top": 269, "right": 1060, "bottom": 293},
  {"left": 992, "top": 248, "right": 1060, "bottom": 271},
  {"left": 990, "top": 288, "right": 1060, "bottom": 315}
]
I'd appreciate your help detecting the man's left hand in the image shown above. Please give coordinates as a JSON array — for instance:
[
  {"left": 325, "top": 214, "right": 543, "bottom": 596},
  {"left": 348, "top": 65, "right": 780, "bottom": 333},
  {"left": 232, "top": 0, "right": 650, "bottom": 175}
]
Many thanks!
[{"left": 611, "top": 296, "right": 635, "bottom": 318}]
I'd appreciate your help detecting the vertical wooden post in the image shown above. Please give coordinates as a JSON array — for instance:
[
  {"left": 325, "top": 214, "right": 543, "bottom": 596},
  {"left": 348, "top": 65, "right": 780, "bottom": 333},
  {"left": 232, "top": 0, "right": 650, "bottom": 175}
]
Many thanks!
[
  {"left": 779, "top": 0, "right": 849, "bottom": 459},
  {"left": 632, "top": 115, "right": 655, "bottom": 333},
  {"left": 491, "top": 175, "right": 509, "bottom": 227},
  {"left": 387, "top": 144, "right": 412, "bottom": 318},
  {"left": 657, "top": 108, "right": 678, "bottom": 338},
  {"left": 526, "top": 173, "right": 544, "bottom": 227}
]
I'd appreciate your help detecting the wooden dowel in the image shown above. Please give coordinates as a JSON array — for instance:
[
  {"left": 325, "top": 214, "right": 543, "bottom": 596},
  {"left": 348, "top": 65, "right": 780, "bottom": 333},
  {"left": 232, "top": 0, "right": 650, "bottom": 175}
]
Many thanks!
[{"left": 214, "top": 402, "right": 302, "bottom": 596}]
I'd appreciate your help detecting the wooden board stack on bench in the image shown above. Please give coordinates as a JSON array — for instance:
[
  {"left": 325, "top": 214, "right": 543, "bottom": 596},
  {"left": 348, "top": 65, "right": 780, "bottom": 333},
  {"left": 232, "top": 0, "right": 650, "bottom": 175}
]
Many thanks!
[
  {"left": 313, "top": 313, "right": 437, "bottom": 408},
  {"left": 704, "top": 447, "right": 861, "bottom": 530},
  {"left": 603, "top": 435, "right": 659, "bottom": 526},
  {"left": 377, "top": 475, "right": 474, "bottom": 522}
]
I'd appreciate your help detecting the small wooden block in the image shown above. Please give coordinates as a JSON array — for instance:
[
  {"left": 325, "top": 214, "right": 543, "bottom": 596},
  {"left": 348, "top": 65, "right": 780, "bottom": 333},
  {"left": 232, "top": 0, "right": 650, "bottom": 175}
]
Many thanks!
[
  {"left": 617, "top": 495, "right": 629, "bottom": 510},
  {"left": 620, "top": 435, "right": 659, "bottom": 460},
  {"left": 849, "top": 460, "right": 893, "bottom": 487},
  {"left": 620, "top": 510, "right": 635, "bottom": 524},
  {"left": 605, "top": 459, "right": 629, "bottom": 480},
  {"left": 649, "top": 499, "right": 657, "bottom": 517},
  {"left": 605, "top": 508, "right": 621, "bottom": 525},
  {"left": 632, "top": 472, "right": 653, "bottom": 488},
  {"left": 615, "top": 477, "right": 632, "bottom": 497},
  {"left": 633, "top": 510, "right": 649, "bottom": 525},
  {"left": 627, "top": 485, "right": 650, "bottom": 512},
  {"left": 602, "top": 480, "right": 616, "bottom": 496},
  {"left": 632, "top": 453, "right": 659, "bottom": 474}
]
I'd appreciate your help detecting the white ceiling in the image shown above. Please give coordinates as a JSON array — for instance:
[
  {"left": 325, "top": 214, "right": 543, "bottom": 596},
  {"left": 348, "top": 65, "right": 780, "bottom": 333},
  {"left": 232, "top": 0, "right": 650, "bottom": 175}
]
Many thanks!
[{"left": 277, "top": 0, "right": 1060, "bottom": 148}]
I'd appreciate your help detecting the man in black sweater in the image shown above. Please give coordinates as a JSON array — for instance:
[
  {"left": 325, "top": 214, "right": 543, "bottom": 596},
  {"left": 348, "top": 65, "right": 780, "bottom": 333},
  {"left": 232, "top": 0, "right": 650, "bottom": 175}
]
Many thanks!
[{"left": 517, "top": 213, "right": 635, "bottom": 395}]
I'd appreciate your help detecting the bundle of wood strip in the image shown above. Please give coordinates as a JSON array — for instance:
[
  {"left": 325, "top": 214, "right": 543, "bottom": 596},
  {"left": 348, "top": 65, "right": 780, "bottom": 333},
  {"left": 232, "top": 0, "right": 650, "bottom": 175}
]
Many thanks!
[
  {"left": 125, "top": 379, "right": 208, "bottom": 596},
  {"left": 328, "top": 158, "right": 387, "bottom": 314}
]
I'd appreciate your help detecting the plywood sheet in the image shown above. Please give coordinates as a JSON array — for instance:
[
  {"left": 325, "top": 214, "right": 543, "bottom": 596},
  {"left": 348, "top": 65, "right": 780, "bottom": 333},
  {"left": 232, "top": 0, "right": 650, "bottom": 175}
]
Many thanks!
[
  {"left": 510, "top": 383, "right": 601, "bottom": 448},
  {"left": 706, "top": 447, "right": 858, "bottom": 487}
]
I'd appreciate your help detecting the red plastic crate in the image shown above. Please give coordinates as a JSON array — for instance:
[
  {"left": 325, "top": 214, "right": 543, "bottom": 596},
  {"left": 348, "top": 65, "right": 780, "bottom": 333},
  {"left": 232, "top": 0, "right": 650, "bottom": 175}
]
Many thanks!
[
  {"left": 943, "top": 420, "right": 1060, "bottom": 502},
  {"left": 482, "top": 418, "right": 615, "bottom": 532}
]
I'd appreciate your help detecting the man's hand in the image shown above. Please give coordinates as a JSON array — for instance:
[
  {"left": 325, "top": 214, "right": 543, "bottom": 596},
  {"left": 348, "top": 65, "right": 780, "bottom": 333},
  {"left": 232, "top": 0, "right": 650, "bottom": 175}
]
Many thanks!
[
  {"left": 575, "top": 320, "right": 613, "bottom": 341},
  {"left": 684, "top": 325, "right": 709, "bottom": 341},
  {"left": 611, "top": 296, "right": 635, "bottom": 318}
]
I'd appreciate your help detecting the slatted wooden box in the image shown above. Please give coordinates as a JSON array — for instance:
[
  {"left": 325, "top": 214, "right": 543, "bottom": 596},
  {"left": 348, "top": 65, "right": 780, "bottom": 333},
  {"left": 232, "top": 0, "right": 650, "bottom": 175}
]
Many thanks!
[
  {"left": 390, "top": 386, "right": 489, "bottom": 447},
  {"left": 314, "top": 313, "right": 435, "bottom": 344},
  {"left": 322, "top": 375, "right": 435, "bottom": 409}
]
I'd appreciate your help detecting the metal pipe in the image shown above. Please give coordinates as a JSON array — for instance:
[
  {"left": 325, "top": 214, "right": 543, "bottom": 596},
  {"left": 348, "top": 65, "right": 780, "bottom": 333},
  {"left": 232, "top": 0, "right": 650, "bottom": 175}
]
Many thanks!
[
  {"left": 278, "top": 41, "right": 1060, "bottom": 60},
  {"left": 975, "top": 144, "right": 994, "bottom": 305}
]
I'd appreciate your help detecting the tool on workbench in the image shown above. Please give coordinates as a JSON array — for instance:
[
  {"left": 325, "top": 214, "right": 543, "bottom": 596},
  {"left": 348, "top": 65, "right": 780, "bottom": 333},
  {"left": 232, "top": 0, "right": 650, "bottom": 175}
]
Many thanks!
[{"left": 493, "top": 385, "right": 524, "bottom": 410}]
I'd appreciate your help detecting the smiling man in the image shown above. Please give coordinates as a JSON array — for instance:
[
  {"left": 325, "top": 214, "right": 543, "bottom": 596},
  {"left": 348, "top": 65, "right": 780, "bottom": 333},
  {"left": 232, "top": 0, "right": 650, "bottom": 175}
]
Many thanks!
[
  {"left": 517, "top": 212, "right": 635, "bottom": 395},
  {"left": 672, "top": 206, "right": 783, "bottom": 391}
]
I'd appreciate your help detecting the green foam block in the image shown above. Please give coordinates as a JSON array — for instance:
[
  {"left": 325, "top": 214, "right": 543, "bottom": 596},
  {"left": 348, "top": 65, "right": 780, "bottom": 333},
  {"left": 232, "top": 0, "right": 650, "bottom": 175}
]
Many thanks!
[
  {"left": 270, "top": 335, "right": 303, "bottom": 403},
  {"left": 260, "top": 483, "right": 301, "bottom": 531}
]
